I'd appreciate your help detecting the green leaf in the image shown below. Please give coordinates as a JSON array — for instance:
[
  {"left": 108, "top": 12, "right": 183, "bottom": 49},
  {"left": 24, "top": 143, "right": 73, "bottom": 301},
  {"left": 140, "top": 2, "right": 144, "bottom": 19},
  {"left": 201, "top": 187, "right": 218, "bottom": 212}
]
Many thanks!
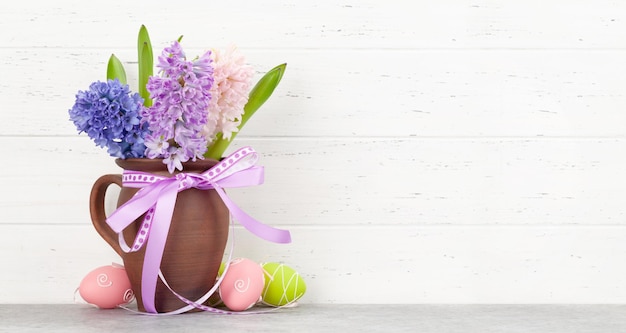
[
  {"left": 243, "top": 63, "right": 287, "bottom": 124},
  {"left": 106, "top": 54, "right": 127, "bottom": 84},
  {"left": 138, "top": 25, "right": 153, "bottom": 107},
  {"left": 204, "top": 63, "right": 287, "bottom": 159}
]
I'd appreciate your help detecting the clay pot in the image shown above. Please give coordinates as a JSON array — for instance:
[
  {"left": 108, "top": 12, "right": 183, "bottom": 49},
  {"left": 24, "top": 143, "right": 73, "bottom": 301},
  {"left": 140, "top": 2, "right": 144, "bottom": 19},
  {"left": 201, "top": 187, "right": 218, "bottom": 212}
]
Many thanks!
[{"left": 89, "top": 158, "right": 229, "bottom": 313}]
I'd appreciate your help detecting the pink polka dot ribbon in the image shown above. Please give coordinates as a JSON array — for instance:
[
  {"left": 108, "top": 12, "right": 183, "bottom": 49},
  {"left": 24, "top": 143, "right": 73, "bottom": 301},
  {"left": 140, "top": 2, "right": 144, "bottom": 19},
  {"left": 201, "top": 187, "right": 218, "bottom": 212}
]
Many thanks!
[{"left": 105, "top": 146, "right": 292, "bottom": 314}]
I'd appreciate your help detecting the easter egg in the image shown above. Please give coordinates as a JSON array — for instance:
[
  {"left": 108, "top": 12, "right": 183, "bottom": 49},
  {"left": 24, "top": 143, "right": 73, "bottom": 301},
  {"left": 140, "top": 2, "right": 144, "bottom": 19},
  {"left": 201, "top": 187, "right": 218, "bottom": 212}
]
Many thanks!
[
  {"left": 218, "top": 261, "right": 226, "bottom": 276},
  {"left": 78, "top": 264, "right": 134, "bottom": 309},
  {"left": 219, "top": 258, "right": 265, "bottom": 311},
  {"left": 206, "top": 262, "right": 227, "bottom": 307},
  {"left": 261, "top": 262, "right": 306, "bottom": 306}
]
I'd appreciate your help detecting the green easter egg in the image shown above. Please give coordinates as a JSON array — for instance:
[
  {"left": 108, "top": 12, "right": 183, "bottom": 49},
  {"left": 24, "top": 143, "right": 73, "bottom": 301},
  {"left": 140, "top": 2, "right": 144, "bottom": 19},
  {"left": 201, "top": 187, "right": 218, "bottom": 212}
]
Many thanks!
[
  {"left": 218, "top": 262, "right": 226, "bottom": 277},
  {"left": 206, "top": 262, "right": 227, "bottom": 307},
  {"left": 261, "top": 262, "right": 306, "bottom": 306}
]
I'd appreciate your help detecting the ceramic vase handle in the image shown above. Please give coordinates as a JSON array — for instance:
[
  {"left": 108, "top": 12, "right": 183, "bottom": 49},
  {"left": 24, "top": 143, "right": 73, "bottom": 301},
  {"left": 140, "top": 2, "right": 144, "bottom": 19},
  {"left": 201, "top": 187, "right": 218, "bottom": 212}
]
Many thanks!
[{"left": 89, "top": 174, "right": 124, "bottom": 257}]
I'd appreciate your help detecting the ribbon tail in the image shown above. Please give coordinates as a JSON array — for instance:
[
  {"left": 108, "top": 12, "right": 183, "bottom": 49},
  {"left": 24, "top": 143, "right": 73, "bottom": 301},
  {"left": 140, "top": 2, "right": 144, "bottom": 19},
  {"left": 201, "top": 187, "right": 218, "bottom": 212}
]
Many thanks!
[
  {"left": 141, "top": 181, "right": 179, "bottom": 313},
  {"left": 212, "top": 185, "right": 291, "bottom": 244}
]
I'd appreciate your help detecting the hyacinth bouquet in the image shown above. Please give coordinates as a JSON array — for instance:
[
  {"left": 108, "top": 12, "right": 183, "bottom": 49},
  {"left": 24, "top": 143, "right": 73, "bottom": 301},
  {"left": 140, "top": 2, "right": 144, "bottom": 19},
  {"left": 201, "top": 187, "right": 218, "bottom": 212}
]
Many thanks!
[
  {"left": 69, "top": 25, "right": 285, "bottom": 173},
  {"left": 75, "top": 26, "right": 292, "bottom": 314}
]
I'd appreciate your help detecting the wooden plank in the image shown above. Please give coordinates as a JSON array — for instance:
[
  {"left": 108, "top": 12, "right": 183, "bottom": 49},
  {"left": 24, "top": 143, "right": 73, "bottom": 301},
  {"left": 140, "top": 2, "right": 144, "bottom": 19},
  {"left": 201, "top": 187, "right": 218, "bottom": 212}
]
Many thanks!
[
  {"left": 2, "top": 224, "right": 626, "bottom": 304},
  {"left": 2, "top": 137, "right": 626, "bottom": 226},
  {"left": 2, "top": 1, "right": 626, "bottom": 49},
  {"left": 3, "top": 49, "right": 626, "bottom": 137}
]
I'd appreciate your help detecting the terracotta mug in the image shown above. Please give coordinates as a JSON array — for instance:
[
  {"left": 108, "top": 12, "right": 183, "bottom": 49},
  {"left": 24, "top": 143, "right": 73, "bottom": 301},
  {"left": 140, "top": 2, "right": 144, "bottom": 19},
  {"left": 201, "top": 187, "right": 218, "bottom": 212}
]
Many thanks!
[{"left": 89, "top": 158, "right": 229, "bottom": 313}]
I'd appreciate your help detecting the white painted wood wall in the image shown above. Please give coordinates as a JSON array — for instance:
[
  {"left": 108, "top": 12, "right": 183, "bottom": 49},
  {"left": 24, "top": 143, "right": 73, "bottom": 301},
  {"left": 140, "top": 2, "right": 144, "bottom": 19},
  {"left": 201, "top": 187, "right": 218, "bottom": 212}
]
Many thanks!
[{"left": 2, "top": 0, "right": 626, "bottom": 304}]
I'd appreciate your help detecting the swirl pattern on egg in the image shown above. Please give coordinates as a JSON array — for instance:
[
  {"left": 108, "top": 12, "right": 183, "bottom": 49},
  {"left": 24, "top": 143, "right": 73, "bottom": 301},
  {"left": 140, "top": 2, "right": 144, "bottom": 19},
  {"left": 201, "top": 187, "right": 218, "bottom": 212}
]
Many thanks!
[
  {"left": 96, "top": 273, "right": 113, "bottom": 287},
  {"left": 234, "top": 277, "right": 251, "bottom": 293}
]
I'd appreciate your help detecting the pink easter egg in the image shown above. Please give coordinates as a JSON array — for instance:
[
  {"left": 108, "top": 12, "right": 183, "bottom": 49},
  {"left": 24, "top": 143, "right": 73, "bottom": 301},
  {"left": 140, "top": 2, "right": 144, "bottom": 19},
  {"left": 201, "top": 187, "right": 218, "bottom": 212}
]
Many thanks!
[
  {"left": 78, "top": 264, "right": 134, "bottom": 309},
  {"left": 219, "top": 258, "right": 264, "bottom": 311}
]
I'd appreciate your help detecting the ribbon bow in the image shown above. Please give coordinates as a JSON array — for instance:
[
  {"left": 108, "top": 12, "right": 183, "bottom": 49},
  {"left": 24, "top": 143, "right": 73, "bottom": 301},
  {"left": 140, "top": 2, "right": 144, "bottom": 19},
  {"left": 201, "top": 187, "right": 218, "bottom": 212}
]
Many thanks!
[{"left": 106, "top": 146, "right": 291, "bottom": 313}]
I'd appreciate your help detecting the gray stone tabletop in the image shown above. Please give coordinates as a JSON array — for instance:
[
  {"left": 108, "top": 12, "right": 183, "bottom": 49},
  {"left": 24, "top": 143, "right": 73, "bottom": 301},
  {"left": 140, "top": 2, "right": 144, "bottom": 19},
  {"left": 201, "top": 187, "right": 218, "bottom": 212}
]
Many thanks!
[{"left": 1, "top": 304, "right": 626, "bottom": 332}]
